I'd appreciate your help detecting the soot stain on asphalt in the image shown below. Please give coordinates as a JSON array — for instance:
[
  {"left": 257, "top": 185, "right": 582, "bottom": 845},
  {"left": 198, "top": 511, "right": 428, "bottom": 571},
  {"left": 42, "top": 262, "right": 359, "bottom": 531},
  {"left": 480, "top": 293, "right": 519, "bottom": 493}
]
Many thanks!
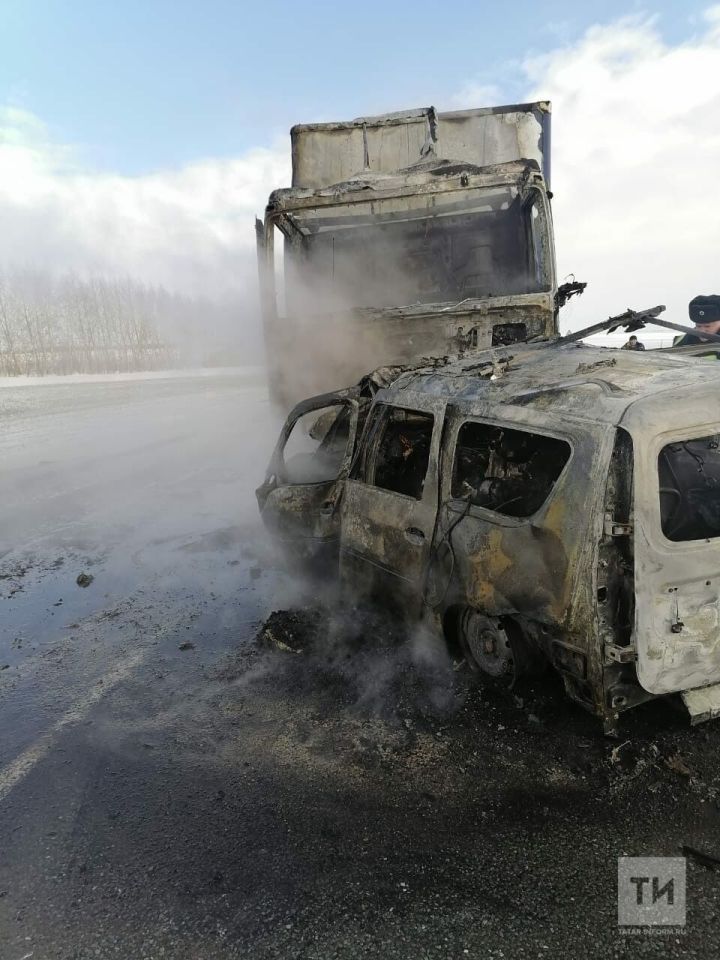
[{"left": 203, "top": 604, "right": 720, "bottom": 825}]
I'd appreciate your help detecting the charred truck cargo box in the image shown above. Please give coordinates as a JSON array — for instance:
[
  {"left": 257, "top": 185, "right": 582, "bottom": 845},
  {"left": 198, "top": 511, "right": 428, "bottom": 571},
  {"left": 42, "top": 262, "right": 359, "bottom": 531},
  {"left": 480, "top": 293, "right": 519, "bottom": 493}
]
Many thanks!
[
  {"left": 256, "top": 102, "right": 556, "bottom": 408},
  {"left": 257, "top": 310, "right": 720, "bottom": 734}
]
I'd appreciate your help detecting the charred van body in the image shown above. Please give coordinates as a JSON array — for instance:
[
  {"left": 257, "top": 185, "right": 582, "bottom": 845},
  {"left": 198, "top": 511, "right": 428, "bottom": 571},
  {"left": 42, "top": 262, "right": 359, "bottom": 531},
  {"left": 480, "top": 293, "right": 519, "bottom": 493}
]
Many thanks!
[{"left": 258, "top": 319, "right": 720, "bottom": 733}]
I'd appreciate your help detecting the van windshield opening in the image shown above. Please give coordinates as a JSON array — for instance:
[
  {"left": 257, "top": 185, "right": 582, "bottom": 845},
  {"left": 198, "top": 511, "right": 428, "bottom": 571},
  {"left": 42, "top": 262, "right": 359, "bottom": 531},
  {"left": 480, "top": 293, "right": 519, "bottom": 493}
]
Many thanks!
[
  {"left": 658, "top": 434, "right": 720, "bottom": 541},
  {"left": 282, "top": 404, "right": 351, "bottom": 484}
]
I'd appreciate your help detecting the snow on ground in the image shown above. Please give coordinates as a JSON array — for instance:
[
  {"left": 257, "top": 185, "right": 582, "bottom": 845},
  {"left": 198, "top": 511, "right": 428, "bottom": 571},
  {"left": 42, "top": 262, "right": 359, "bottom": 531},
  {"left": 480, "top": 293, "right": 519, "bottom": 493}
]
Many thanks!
[{"left": 0, "top": 364, "right": 261, "bottom": 389}]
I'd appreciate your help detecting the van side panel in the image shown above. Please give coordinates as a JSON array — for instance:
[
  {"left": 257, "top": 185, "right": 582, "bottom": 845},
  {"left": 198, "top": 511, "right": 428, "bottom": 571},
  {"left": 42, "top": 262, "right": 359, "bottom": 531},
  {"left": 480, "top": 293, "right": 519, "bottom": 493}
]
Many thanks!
[{"left": 434, "top": 414, "right": 613, "bottom": 713}]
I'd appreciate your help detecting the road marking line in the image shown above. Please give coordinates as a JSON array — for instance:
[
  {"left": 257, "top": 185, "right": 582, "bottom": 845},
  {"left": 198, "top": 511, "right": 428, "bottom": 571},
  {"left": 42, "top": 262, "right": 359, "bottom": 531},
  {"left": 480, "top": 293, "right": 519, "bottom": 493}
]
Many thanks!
[{"left": 0, "top": 647, "right": 146, "bottom": 804}]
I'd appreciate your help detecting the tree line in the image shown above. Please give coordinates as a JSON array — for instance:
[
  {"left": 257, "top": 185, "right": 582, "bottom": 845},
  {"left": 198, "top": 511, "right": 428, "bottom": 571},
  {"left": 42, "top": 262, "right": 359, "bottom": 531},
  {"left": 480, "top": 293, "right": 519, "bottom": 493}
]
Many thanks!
[{"left": 0, "top": 271, "right": 181, "bottom": 376}]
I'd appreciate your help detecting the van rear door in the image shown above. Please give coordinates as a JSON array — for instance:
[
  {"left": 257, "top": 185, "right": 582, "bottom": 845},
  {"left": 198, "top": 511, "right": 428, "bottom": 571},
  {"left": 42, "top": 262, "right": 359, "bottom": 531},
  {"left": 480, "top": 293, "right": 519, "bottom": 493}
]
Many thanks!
[{"left": 632, "top": 413, "right": 720, "bottom": 695}]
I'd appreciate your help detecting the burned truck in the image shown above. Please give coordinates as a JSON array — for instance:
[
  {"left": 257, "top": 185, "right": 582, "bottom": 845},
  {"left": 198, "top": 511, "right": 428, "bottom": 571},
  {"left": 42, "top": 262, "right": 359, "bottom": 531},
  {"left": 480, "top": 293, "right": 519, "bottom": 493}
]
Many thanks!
[
  {"left": 257, "top": 309, "right": 720, "bottom": 733},
  {"left": 256, "top": 103, "right": 556, "bottom": 407}
]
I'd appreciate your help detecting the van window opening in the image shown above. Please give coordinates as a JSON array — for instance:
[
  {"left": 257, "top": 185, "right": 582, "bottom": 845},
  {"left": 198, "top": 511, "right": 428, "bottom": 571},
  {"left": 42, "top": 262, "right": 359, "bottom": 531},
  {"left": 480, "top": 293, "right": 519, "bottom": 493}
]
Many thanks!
[
  {"left": 452, "top": 422, "right": 571, "bottom": 518},
  {"left": 370, "top": 407, "right": 434, "bottom": 500},
  {"left": 282, "top": 404, "right": 351, "bottom": 484},
  {"left": 658, "top": 435, "right": 720, "bottom": 541}
]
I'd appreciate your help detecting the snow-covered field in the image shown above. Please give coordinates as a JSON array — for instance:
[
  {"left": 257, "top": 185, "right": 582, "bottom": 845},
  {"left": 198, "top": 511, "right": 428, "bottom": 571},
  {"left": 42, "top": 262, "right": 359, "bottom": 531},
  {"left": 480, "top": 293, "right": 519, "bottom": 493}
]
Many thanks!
[{"left": 0, "top": 365, "right": 257, "bottom": 389}]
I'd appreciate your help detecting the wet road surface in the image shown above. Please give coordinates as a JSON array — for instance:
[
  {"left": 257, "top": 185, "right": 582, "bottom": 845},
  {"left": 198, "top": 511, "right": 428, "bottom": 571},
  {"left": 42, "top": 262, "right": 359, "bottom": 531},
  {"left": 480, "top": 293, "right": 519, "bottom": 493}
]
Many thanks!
[{"left": 1, "top": 370, "right": 719, "bottom": 959}]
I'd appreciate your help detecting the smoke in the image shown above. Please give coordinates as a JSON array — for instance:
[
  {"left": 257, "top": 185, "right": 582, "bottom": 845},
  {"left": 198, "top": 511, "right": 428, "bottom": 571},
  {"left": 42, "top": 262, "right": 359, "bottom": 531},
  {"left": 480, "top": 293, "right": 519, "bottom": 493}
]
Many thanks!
[
  {"left": 0, "top": 107, "right": 288, "bottom": 368},
  {"left": 266, "top": 266, "right": 410, "bottom": 403}
]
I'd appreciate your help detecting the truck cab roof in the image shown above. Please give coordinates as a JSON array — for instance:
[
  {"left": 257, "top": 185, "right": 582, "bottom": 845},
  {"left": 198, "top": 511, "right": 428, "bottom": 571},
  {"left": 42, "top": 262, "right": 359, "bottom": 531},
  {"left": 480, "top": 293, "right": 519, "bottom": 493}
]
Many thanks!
[{"left": 267, "top": 158, "right": 543, "bottom": 214}]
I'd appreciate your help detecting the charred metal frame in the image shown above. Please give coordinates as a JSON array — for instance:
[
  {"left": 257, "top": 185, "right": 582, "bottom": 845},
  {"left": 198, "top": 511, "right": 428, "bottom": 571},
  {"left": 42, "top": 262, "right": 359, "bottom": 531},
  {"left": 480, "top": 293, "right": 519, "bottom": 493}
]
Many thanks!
[{"left": 257, "top": 100, "right": 557, "bottom": 407}]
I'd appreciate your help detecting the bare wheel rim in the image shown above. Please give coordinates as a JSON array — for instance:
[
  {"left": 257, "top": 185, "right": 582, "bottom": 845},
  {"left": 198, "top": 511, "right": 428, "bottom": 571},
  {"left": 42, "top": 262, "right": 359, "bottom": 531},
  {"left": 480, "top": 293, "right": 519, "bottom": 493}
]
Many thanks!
[{"left": 461, "top": 610, "right": 515, "bottom": 681}]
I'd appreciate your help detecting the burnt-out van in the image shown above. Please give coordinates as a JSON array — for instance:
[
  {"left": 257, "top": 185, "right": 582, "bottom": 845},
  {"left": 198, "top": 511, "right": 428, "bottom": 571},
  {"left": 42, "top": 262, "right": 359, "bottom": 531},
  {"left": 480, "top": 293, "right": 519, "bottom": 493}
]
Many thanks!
[{"left": 257, "top": 333, "right": 720, "bottom": 733}]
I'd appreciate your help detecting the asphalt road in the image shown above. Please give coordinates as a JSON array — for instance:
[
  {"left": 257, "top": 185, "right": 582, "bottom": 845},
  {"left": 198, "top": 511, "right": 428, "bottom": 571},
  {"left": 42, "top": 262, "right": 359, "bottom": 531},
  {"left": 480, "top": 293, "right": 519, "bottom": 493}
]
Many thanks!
[{"left": 0, "top": 370, "right": 719, "bottom": 960}]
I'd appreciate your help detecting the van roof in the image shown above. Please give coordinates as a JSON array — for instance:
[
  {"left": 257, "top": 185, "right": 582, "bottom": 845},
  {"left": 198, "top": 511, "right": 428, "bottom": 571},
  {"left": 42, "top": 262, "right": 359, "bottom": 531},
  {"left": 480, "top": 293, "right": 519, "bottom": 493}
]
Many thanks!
[{"left": 382, "top": 341, "right": 720, "bottom": 431}]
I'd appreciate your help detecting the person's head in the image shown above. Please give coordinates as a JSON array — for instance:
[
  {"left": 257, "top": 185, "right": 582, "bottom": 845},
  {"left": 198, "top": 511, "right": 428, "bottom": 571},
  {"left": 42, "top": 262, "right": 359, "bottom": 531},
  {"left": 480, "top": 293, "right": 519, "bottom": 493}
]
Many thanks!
[
  {"left": 628, "top": 335, "right": 638, "bottom": 345},
  {"left": 689, "top": 295, "right": 720, "bottom": 336}
]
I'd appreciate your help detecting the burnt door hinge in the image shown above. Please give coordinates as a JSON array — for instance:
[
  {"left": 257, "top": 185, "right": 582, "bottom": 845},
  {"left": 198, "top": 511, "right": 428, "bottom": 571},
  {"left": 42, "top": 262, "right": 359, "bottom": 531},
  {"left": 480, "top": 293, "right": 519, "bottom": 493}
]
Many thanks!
[
  {"left": 604, "top": 643, "right": 637, "bottom": 664},
  {"left": 604, "top": 514, "right": 633, "bottom": 537}
]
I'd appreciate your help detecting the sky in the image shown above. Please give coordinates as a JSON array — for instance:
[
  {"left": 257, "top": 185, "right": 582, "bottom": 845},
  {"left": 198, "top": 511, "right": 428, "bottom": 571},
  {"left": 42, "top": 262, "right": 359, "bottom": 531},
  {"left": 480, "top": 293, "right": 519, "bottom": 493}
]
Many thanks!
[{"left": 0, "top": 0, "right": 718, "bottom": 340}]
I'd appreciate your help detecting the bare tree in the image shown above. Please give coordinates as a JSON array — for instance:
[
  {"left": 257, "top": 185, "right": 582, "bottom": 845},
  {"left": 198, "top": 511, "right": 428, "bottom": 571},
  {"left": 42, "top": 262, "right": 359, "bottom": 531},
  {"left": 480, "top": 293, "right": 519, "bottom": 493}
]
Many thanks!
[{"left": 0, "top": 269, "right": 182, "bottom": 375}]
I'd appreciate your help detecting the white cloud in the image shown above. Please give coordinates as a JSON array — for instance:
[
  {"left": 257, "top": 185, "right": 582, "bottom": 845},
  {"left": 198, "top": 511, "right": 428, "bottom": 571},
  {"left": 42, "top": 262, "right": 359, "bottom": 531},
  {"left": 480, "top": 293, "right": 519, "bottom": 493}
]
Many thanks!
[
  {"left": 521, "top": 8, "right": 720, "bottom": 335},
  {"left": 0, "top": 106, "right": 290, "bottom": 299}
]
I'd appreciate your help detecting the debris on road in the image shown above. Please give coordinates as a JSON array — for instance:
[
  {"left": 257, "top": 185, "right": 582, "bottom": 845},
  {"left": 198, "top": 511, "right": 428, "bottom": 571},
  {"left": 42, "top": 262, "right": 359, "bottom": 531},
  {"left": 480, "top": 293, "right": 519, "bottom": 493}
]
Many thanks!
[
  {"left": 609, "top": 740, "right": 635, "bottom": 767},
  {"left": 248, "top": 603, "right": 720, "bottom": 811},
  {"left": 76, "top": 572, "right": 94, "bottom": 587},
  {"left": 256, "top": 609, "right": 321, "bottom": 654},
  {"left": 665, "top": 752, "right": 693, "bottom": 778},
  {"left": 178, "top": 641, "right": 195, "bottom": 651},
  {"left": 262, "top": 632, "right": 300, "bottom": 654}
]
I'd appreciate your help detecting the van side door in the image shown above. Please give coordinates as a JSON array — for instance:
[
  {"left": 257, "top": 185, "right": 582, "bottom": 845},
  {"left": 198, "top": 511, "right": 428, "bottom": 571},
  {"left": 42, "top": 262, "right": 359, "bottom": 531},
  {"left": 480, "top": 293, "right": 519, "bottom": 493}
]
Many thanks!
[{"left": 339, "top": 395, "right": 446, "bottom": 613}]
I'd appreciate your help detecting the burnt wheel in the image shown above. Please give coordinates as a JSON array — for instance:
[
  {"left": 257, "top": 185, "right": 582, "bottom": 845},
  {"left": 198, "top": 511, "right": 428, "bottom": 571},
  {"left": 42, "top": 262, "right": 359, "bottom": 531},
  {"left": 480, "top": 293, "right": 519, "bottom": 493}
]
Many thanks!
[
  {"left": 458, "top": 609, "right": 545, "bottom": 688},
  {"left": 459, "top": 609, "right": 516, "bottom": 685}
]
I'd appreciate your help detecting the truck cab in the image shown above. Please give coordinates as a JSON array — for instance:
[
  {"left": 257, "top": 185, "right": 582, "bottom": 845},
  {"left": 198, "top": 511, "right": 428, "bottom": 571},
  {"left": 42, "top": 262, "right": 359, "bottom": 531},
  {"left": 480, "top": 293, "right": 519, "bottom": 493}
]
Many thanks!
[{"left": 257, "top": 103, "right": 556, "bottom": 407}]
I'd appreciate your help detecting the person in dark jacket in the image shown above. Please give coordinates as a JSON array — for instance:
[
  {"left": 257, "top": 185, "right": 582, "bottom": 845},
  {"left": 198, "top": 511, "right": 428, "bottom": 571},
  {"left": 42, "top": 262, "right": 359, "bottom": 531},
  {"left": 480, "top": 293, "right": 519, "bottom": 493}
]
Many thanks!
[
  {"left": 622, "top": 335, "right": 646, "bottom": 350},
  {"left": 674, "top": 295, "right": 720, "bottom": 346}
]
